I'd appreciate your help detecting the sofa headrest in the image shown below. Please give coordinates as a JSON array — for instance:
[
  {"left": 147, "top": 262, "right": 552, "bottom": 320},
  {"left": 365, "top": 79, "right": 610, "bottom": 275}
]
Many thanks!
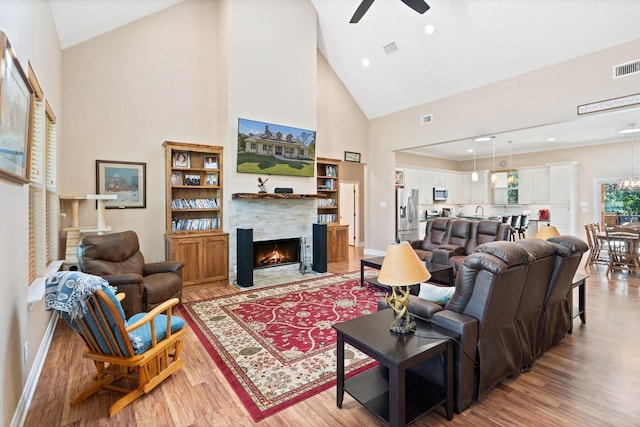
[
  {"left": 514, "top": 238, "right": 557, "bottom": 260},
  {"left": 477, "top": 220, "right": 500, "bottom": 235},
  {"left": 473, "top": 240, "right": 533, "bottom": 267},
  {"left": 431, "top": 217, "right": 450, "bottom": 230},
  {"left": 547, "top": 235, "right": 589, "bottom": 256}
]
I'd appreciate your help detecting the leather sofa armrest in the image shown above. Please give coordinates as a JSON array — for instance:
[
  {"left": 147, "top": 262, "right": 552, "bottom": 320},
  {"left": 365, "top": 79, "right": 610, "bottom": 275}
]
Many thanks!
[
  {"left": 432, "top": 244, "right": 465, "bottom": 265},
  {"left": 431, "top": 309, "right": 478, "bottom": 413},
  {"left": 407, "top": 295, "right": 445, "bottom": 319},
  {"left": 144, "top": 261, "right": 184, "bottom": 276},
  {"left": 102, "top": 273, "right": 144, "bottom": 286}
]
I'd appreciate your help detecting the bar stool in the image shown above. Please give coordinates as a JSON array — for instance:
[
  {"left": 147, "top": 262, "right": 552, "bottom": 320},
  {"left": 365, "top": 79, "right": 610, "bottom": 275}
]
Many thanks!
[
  {"left": 510, "top": 215, "right": 521, "bottom": 241},
  {"left": 518, "top": 214, "right": 529, "bottom": 239}
]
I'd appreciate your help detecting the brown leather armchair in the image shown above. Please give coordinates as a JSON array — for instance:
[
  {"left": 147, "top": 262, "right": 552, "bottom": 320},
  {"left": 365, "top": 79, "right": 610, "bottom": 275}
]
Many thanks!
[{"left": 76, "top": 230, "right": 184, "bottom": 317}]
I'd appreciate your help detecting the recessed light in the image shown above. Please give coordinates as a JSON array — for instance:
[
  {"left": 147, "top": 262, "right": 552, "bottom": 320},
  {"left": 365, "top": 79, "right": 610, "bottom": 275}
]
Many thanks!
[
  {"left": 620, "top": 128, "right": 640, "bottom": 134},
  {"left": 425, "top": 24, "right": 435, "bottom": 34},
  {"left": 547, "top": 137, "right": 556, "bottom": 142},
  {"left": 467, "top": 148, "right": 474, "bottom": 153},
  {"left": 474, "top": 137, "right": 493, "bottom": 142},
  {"left": 361, "top": 58, "right": 370, "bottom": 68}
]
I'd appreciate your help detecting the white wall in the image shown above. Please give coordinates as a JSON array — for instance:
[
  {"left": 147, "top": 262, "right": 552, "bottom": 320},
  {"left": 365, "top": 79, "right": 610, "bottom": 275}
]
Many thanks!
[
  {"left": 0, "top": 1, "right": 62, "bottom": 425},
  {"left": 365, "top": 39, "right": 640, "bottom": 253}
]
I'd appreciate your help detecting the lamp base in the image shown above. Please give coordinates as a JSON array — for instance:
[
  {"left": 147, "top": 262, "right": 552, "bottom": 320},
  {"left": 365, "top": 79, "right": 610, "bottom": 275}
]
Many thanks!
[{"left": 390, "top": 312, "right": 415, "bottom": 334}]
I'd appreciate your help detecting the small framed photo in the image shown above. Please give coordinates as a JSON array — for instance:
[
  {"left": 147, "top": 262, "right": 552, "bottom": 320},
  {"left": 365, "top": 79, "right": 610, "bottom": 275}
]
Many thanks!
[
  {"left": 171, "top": 171, "right": 182, "bottom": 185},
  {"left": 184, "top": 174, "right": 201, "bottom": 186},
  {"left": 344, "top": 151, "right": 361, "bottom": 163},
  {"left": 204, "top": 155, "right": 218, "bottom": 169},
  {"left": 173, "top": 150, "right": 190, "bottom": 167},
  {"left": 205, "top": 172, "right": 218, "bottom": 186}
]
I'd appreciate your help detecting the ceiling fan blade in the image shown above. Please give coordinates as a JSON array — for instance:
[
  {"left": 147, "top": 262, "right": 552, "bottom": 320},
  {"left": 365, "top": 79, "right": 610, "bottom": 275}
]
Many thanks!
[
  {"left": 350, "top": 0, "right": 375, "bottom": 23},
  {"left": 400, "top": 0, "right": 430, "bottom": 14}
]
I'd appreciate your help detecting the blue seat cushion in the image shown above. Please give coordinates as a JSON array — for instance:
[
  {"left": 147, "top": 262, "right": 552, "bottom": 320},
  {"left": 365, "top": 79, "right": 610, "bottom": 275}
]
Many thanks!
[{"left": 127, "top": 313, "right": 185, "bottom": 354}]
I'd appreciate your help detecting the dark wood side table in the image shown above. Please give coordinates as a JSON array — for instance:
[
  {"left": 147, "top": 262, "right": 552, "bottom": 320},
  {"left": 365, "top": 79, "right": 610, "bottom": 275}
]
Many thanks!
[
  {"left": 333, "top": 309, "right": 457, "bottom": 427},
  {"left": 568, "top": 273, "right": 588, "bottom": 334}
]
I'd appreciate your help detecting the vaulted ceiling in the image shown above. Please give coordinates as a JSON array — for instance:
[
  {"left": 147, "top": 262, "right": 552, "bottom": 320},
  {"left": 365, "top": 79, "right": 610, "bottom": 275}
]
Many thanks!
[{"left": 51, "top": 0, "right": 640, "bottom": 160}]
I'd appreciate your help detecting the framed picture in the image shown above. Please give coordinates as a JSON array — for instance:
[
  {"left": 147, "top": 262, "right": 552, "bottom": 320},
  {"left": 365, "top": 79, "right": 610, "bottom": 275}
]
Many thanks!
[
  {"left": 96, "top": 160, "right": 146, "bottom": 209},
  {"left": 204, "top": 154, "right": 218, "bottom": 169},
  {"left": 184, "top": 174, "right": 201, "bottom": 186},
  {"left": 0, "top": 32, "right": 34, "bottom": 184},
  {"left": 173, "top": 150, "right": 190, "bottom": 167},
  {"left": 171, "top": 171, "right": 183, "bottom": 185},
  {"left": 205, "top": 172, "right": 218, "bottom": 186},
  {"left": 344, "top": 151, "right": 361, "bottom": 163}
]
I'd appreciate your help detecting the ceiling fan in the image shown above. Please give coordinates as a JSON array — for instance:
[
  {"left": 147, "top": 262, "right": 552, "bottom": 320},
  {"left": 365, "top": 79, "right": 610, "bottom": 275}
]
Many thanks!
[{"left": 350, "top": 0, "right": 430, "bottom": 23}]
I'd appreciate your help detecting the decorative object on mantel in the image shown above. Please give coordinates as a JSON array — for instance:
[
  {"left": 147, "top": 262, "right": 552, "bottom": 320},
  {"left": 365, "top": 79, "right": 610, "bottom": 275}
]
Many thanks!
[
  {"left": 257, "top": 176, "right": 269, "bottom": 193},
  {"left": 274, "top": 187, "right": 293, "bottom": 194},
  {"left": 344, "top": 151, "right": 361, "bottom": 163}
]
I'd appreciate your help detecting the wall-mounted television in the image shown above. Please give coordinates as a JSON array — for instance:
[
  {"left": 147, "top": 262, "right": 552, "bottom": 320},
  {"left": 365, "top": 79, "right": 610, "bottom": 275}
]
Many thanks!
[{"left": 237, "top": 117, "right": 316, "bottom": 177}]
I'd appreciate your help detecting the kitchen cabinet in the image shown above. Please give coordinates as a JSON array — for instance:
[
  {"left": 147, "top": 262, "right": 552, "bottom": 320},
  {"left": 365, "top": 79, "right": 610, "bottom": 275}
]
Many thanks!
[
  {"left": 518, "top": 167, "right": 550, "bottom": 204},
  {"left": 468, "top": 171, "right": 490, "bottom": 204},
  {"left": 549, "top": 163, "right": 576, "bottom": 204}
]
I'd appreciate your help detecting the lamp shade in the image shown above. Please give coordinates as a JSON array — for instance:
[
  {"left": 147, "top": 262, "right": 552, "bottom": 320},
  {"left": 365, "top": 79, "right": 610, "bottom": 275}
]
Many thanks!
[
  {"left": 378, "top": 241, "right": 431, "bottom": 286},
  {"left": 535, "top": 225, "right": 560, "bottom": 239}
]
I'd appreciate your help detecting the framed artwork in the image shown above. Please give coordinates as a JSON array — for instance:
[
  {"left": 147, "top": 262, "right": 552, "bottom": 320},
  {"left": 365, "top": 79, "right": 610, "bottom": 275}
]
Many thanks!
[
  {"left": 173, "top": 150, "right": 190, "bottom": 167},
  {"left": 171, "top": 171, "right": 182, "bottom": 185},
  {"left": 0, "top": 32, "right": 34, "bottom": 184},
  {"left": 204, "top": 154, "right": 218, "bottom": 169},
  {"left": 96, "top": 160, "right": 146, "bottom": 209},
  {"left": 344, "top": 151, "right": 361, "bottom": 163},
  {"left": 205, "top": 172, "right": 218, "bottom": 186}
]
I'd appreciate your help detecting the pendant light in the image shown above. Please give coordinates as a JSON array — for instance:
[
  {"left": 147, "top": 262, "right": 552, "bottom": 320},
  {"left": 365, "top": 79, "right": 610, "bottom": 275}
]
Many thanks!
[
  {"left": 471, "top": 139, "right": 478, "bottom": 182},
  {"left": 507, "top": 141, "right": 515, "bottom": 185},
  {"left": 490, "top": 137, "right": 498, "bottom": 184},
  {"left": 619, "top": 123, "right": 640, "bottom": 190}
]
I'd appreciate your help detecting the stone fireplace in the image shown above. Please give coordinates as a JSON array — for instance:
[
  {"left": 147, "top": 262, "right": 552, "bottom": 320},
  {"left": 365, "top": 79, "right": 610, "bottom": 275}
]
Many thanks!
[{"left": 228, "top": 198, "right": 317, "bottom": 283}]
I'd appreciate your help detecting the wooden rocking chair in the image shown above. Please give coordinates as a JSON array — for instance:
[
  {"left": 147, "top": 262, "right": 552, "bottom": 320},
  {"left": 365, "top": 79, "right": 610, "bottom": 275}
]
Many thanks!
[{"left": 45, "top": 271, "right": 185, "bottom": 417}]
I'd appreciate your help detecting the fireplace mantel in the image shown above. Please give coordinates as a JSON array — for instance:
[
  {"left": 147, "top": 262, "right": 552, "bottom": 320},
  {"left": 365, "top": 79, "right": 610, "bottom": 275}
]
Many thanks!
[{"left": 232, "top": 193, "right": 325, "bottom": 200}]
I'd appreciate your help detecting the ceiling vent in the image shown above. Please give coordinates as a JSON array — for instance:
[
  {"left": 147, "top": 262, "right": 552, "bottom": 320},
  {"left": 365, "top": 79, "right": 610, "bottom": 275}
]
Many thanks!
[
  {"left": 613, "top": 59, "right": 640, "bottom": 79},
  {"left": 420, "top": 114, "right": 433, "bottom": 125},
  {"left": 383, "top": 42, "right": 399, "bottom": 55}
]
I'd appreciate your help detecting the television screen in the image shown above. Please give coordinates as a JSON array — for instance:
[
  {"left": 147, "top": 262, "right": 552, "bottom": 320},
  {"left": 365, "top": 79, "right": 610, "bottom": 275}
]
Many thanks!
[{"left": 237, "top": 118, "right": 316, "bottom": 177}]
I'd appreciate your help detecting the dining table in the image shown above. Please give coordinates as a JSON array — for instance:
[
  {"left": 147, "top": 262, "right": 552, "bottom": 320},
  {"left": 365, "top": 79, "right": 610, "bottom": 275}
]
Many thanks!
[{"left": 597, "top": 227, "right": 640, "bottom": 274}]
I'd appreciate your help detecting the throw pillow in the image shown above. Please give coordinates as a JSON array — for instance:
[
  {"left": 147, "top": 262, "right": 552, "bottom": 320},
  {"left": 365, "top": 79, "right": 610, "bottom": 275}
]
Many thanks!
[{"left": 418, "top": 283, "right": 455, "bottom": 305}]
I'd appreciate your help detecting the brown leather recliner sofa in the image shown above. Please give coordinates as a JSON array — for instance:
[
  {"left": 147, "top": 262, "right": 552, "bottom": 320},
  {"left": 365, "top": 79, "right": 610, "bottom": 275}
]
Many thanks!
[
  {"left": 410, "top": 218, "right": 511, "bottom": 277},
  {"left": 378, "top": 235, "right": 588, "bottom": 413},
  {"left": 77, "top": 230, "right": 184, "bottom": 318}
]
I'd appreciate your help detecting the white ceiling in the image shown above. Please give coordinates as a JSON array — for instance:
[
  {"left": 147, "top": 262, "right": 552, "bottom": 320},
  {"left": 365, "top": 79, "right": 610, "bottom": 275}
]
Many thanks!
[{"left": 50, "top": 0, "right": 640, "bottom": 160}]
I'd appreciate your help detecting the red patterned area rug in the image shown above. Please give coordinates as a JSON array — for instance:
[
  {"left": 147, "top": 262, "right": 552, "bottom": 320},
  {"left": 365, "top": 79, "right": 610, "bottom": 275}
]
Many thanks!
[{"left": 179, "top": 271, "right": 385, "bottom": 421}]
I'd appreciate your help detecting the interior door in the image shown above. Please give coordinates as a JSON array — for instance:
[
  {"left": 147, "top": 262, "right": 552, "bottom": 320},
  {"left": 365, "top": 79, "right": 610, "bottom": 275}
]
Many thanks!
[{"left": 340, "top": 182, "right": 358, "bottom": 246}]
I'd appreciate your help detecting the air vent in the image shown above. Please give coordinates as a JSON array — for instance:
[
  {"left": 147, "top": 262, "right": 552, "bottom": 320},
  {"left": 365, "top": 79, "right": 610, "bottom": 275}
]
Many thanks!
[
  {"left": 613, "top": 59, "right": 640, "bottom": 79},
  {"left": 420, "top": 114, "right": 433, "bottom": 125},
  {"left": 383, "top": 41, "right": 399, "bottom": 55}
]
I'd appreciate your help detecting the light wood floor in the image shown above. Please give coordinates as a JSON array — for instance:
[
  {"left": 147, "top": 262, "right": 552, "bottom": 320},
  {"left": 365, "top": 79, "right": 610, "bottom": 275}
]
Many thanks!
[{"left": 24, "top": 247, "right": 640, "bottom": 426}]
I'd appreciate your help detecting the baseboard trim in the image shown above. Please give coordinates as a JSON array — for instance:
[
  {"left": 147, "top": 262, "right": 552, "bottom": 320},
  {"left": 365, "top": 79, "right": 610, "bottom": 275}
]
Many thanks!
[{"left": 10, "top": 312, "right": 59, "bottom": 427}]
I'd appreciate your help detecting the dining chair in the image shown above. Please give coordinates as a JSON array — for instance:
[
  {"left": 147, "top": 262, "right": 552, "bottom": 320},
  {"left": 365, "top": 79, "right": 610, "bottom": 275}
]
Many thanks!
[{"left": 604, "top": 226, "right": 640, "bottom": 274}]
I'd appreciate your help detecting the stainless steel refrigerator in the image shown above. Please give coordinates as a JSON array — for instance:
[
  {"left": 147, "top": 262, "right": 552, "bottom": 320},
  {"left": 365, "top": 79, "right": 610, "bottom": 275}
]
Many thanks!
[{"left": 396, "top": 188, "right": 419, "bottom": 242}]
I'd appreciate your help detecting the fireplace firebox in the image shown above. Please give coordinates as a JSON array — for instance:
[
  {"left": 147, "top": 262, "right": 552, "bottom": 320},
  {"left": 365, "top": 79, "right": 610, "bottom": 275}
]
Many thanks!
[{"left": 253, "top": 238, "right": 301, "bottom": 269}]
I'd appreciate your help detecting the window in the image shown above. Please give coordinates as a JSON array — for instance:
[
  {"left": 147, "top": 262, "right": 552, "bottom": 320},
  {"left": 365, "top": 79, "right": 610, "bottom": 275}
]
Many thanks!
[{"left": 28, "top": 63, "right": 58, "bottom": 285}]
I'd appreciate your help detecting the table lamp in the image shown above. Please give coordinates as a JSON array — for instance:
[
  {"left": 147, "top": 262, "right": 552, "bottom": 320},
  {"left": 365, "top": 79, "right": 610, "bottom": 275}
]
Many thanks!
[
  {"left": 535, "top": 225, "right": 560, "bottom": 240},
  {"left": 378, "top": 241, "right": 431, "bottom": 334}
]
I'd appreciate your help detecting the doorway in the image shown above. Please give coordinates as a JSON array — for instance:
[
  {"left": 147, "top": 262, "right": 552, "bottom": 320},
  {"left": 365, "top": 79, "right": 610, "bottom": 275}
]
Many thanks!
[{"left": 340, "top": 181, "right": 359, "bottom": 246}]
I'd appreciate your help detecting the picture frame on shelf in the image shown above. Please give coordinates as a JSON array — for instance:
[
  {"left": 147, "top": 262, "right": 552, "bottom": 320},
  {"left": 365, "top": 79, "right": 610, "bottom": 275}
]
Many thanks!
[
  {"left": 205, "top": 172, "right": 218, "bottom": 186},
  {"left": 96, "top": 160, "right": 146, "bottom": 209},
  {"left": 204, "top": 155, "right": 218, "bottom": 169},
  {"left": 184, "top": 174, "right": 201, "bottom": 186},
  {"left": 344, "top": 151, "right": 361, "bottom": 163},
  {"left": 0, "top": 32, "right": 34, "bottom": 184},
  {"left": 173, "top": 150, "right": 190, "bottom": 167},
  {"left": 171, "top": 171, "right": 182, "bottom": 185}
]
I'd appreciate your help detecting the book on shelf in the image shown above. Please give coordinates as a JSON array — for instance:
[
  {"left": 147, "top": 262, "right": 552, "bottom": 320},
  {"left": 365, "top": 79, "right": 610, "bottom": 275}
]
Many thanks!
[
  {"left": 171, "top": 217, "right": 220, "bottom": 232},
  {"left": 171, "top": 198, "right": 219, "bottom": 209},
  {"left": 324, "top": 178, "right": 336, "bottom": 190}
]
